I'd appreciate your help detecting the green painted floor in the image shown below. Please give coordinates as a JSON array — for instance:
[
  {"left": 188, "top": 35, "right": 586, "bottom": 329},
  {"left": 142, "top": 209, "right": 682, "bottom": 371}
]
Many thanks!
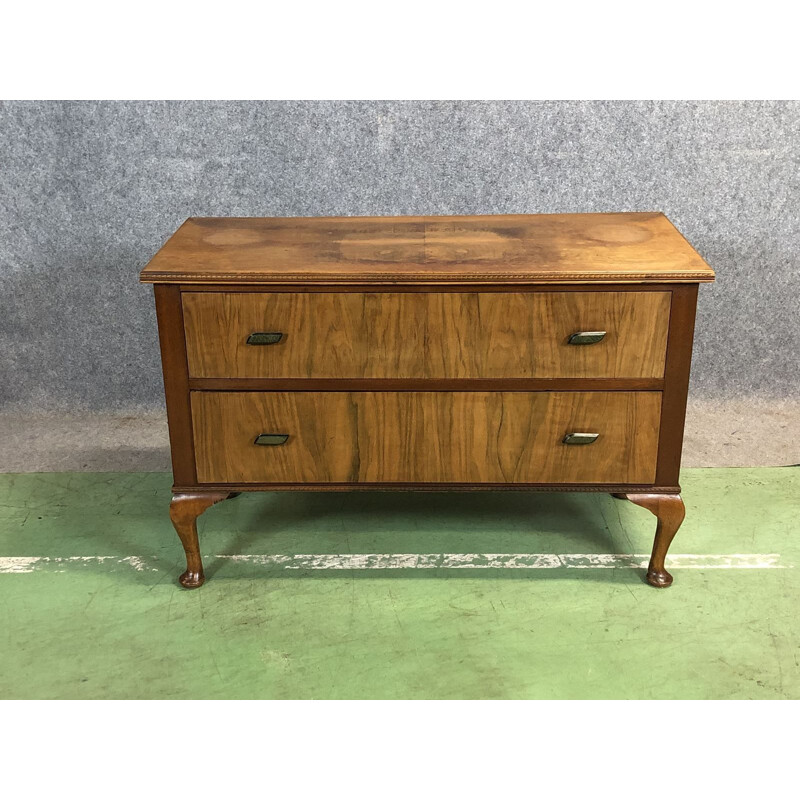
[{"left": 1, "top": 468, "right": 798, "bottom": 699}]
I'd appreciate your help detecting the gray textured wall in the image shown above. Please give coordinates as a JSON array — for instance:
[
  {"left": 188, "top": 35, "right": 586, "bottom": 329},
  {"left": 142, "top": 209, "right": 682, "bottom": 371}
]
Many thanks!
[{"left": 1, "top": 101, "right": 798, "bottom": 410}]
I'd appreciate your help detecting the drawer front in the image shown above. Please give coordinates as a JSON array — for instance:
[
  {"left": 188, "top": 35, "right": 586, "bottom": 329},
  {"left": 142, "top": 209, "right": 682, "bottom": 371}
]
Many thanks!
[
  {"left": 192, "top": 391, "right": 661, "bottom": 484},
  {"left": 183, "top": 292, "right": 670, "bottom": 379}
]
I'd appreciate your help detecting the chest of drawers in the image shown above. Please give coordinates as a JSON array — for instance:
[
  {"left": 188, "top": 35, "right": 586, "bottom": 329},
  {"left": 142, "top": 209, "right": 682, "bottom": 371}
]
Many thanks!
[{"left": 140, "top": 213, "right": 714, "bottom": 589}]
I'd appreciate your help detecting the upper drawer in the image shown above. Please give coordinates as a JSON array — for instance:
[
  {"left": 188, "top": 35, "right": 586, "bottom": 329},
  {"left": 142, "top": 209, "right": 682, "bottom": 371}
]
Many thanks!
[{"left": 182, "top": 291, "right": 670, "bottom": 379}]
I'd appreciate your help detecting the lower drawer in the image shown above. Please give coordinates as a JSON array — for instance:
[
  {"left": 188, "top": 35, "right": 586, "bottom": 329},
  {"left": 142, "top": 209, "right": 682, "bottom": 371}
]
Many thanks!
[{"left": 191, "top": 391, "right": 661, "bottom": 484}]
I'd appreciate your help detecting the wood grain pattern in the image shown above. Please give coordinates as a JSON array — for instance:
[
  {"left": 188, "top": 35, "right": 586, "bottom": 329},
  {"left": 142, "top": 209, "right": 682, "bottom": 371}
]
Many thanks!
[
  {"left": 191, "top": 391, "right": 661, "bottom": 485},
  {"left": 183, "top": 291, "right": 670, "bottom": 379},
  {"left": 140, "top": 213, "right": 715, "bottom": 285}
]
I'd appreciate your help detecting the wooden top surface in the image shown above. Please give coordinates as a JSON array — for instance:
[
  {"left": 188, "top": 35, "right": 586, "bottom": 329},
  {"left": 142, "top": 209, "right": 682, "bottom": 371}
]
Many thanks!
[{"left": 140, "top": 212, "right": 715, "bottom": 285}]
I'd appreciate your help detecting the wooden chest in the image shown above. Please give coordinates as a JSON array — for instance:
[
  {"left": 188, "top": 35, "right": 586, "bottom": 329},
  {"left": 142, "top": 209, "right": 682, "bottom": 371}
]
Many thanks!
[{"left": 140, "top": 213, "right": 714, "bottom": 588}]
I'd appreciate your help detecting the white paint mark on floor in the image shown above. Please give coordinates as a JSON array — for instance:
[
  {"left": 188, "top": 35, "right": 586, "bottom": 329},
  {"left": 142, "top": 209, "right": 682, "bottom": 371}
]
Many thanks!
[
  {"left": 0, "top": 555, "right": 160, "bottom": 574},
  {"left": 215, "top": 553, "right": 787, "bottom": 570},
  {"left": 0, "top": 553, "right": 787, "bottom": 574}
]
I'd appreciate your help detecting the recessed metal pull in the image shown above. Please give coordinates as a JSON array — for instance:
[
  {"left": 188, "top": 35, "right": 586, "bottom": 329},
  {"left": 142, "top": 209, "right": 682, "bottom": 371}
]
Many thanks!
[
  {"left": 254, "top": 433, "right": 289, "bottom": 446},
  {"left": 567, "top": 331, "right": 606, "bottom": 345},
  {"left": 562, "top": 432, "right": 600, "bottom": 445},
  {"left": 246, "top": 332, "right": 283, "bottom": 345}
]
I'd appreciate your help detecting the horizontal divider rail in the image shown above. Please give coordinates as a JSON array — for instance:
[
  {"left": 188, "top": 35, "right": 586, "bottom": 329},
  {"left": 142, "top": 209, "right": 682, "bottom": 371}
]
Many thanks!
[{"left": 188, "top": 378, "right": 664, "bottom": 392}]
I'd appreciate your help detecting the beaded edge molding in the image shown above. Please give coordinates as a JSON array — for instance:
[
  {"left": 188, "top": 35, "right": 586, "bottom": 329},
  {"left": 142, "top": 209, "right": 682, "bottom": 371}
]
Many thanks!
[{"left": 141, "top": 270, "right": 714, "bottom": 283}]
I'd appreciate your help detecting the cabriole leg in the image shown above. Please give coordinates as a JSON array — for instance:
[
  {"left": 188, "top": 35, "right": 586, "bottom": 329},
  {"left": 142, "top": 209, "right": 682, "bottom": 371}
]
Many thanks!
[
  {"left": 620, "top": 493, "right": 686, "bottom": 588},
  {"left": 169, "top": 492, "right": 230, "bottom": 588}
]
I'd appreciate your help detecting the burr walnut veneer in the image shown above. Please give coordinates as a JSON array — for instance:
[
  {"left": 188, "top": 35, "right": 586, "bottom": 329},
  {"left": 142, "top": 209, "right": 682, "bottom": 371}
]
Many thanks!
[{"left": 141, "top": 213, "right": 714, "bottom": 589}]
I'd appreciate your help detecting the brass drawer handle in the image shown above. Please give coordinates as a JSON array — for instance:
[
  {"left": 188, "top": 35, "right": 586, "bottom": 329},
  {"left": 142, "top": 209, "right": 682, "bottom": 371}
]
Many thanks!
[
  {"left": 567, "top": 331, "right": 606, "bottom": 345},
  {"left": 254, "top": 433, "right": 289, "bottom": 446},
  {"left": 562, "top": 432, "right": 600, "bottom": 445},
  {"left": 247, "top": 332, "right": 283, "bottom": 345}
]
